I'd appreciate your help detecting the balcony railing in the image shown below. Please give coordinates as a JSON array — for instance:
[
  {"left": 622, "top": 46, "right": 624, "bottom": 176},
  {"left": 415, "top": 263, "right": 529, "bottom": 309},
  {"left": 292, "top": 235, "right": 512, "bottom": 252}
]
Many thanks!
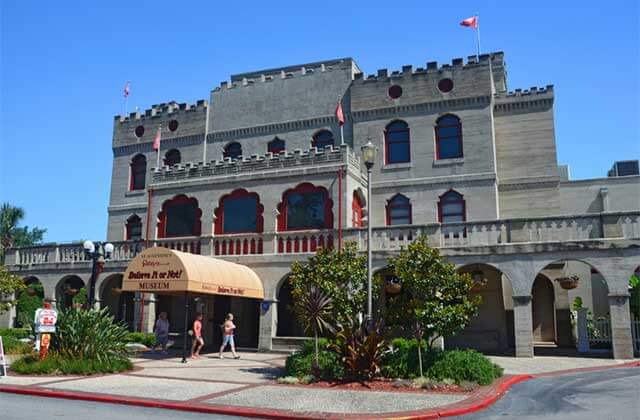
[{"left": 5, "top": 212, "right": 639, "bottom": 267}]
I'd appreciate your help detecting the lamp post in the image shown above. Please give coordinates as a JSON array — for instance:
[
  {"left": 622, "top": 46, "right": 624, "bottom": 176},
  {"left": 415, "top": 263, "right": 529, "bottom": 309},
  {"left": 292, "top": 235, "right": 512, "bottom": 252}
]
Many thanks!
[
  {"left": 361, "top": 139, "right": 377, "bottom": 321},
  {"left": 83, "top": 241, "right": 114, "bottom": 309}
]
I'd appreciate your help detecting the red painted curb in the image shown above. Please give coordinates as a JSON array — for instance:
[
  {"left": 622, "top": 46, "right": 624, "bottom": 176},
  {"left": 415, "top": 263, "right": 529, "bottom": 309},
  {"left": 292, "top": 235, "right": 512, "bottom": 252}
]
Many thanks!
[{"left": 0, "top": 361, "right": 637, "bottom": 419}]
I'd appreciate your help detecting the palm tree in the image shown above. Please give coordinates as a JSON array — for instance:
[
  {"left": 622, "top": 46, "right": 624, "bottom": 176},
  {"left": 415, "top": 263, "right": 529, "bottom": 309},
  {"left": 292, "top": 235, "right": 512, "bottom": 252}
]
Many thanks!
[
  {"left": 293, "top": 284, "right": 334, "bottom": 370},
  {"left": 0, "top": 203, "right": 46, "bottom": 263}
]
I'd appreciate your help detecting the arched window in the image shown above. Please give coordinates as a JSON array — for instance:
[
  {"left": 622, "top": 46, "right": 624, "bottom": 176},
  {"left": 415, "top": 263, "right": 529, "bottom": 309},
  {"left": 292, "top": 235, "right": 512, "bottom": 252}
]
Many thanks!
[
  {"left": 352, "top": 191, "right": 364, "bottom": 228},
  {"left": 157, "top": 195, "right": 202, "bottom": 238},
  {"left": 385, "top": 120, "right": 410, "bottom": 164},
  {"left": 386, "top": 194, "right": 411, "bottom": 226},
  {"left": 125, "top": 214, "right": 142, "bottom": 240},
  {"left": 268, "top": 137, "right": 285, "bottom": 154},
  {"left": 130, "top": 154, "right": 147, "bottom": 191},
  {"left": 214, "top": 189, "right": 264, "bottom": 234},
  {"left": 435, "top": 114, "right": 463, "bottom": 159},
  {"left": 312, "top": 130, "right": 334, "bottom": 149},
  {"left": 438, "top": 190, "right": 466, "bottom": 237},
  {"left": 224, "top": 142, "right": 242, "bottom": 160},
  {"left": 277, "top": 183, "right": 333, "bottom": 231},
  {"left": 164, "top": 149, "right": 181, "bottom": 166}
]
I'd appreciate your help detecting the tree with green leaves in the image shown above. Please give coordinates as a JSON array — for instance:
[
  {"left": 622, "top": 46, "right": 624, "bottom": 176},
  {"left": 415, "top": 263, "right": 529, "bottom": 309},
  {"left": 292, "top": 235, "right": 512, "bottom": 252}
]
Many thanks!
[
  {"left": 630, "top": 273, "right": 640, "bottom": 320},
  {"left": 0, "top": 203, "right": 46, "bottom": 263},
  {"left": 288, "top": 242, "right": 369, "bottom": 326},
  {"left": 385, "top": 235, "right": 481, "bottom": 376},
  {"left": 0, "top": 264, "right": 26, "bottom": 313}
]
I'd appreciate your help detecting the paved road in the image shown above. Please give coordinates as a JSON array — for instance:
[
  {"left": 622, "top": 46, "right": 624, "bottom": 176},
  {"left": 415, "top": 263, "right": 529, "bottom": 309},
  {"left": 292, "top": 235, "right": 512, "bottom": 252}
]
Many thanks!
[
  {"left": 0, "top": 393, "right": 249, "bottom": 420},
  {"left": 455, "top": 367, "right": 640, "bottom": 420}
]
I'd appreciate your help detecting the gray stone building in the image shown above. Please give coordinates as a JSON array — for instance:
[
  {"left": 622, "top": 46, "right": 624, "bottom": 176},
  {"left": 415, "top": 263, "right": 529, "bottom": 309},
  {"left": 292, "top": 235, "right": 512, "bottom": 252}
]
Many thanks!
[{"left": 3, "top": 52, "right": 640, "bottom": 359}]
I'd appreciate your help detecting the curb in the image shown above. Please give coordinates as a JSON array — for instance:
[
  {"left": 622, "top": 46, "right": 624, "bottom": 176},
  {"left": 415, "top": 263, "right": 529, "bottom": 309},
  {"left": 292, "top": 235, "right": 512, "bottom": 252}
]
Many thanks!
[{"left": 1, "top": 361, "right": 638, "bottom": 419}]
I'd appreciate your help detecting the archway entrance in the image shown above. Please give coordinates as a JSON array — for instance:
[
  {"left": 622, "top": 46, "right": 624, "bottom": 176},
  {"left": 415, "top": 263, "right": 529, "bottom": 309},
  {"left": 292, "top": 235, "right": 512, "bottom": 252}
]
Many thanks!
[
  {"left": 100, "top": 274, "right": 134, "bottom": 330},
  {"left": 276, "top": 277, "right": 307, "bottom": 337},
  {"left": 15, "top": 277, "right": 44, "bottom": 328},
  {"left": 56, "top": 275, "right": 86, "bottom": 308},
  {"left": 532, "top": 275, "right": 556, "bottom": 343}
]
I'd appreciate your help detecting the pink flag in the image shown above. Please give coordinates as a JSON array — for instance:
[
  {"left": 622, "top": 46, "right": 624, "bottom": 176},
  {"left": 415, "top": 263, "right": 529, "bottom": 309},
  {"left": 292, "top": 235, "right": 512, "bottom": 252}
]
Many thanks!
[
  {"left": 460, "top": 16, "right": 478, "bottom": 29},
  {"left": 335, "top": 98, "right": 345, "bottom": 126},
  {"left": 152, "top": 127, "right": 161, "bottom": 151},
  {"left": 123, "top": 81, "right": 130, "bottom": 98}
]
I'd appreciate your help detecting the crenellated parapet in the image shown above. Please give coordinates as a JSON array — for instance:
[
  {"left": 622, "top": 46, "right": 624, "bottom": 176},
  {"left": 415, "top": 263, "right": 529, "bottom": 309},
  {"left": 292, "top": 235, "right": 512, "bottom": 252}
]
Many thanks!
[
  {"left": 151, "top": 144, "right": 361, "bottom": 184},
  {"left": 112, "top": 100, "right": 208, "bottom": 147},
  {"left": 494, "top": 85, "right": 554, "bottom": 114}
]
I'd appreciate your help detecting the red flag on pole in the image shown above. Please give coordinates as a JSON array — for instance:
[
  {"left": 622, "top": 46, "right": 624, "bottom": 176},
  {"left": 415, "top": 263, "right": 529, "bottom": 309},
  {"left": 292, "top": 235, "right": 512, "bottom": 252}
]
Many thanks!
[
  {"left": 460, "top": 16, "right": 478, "bottom": 29},
  {"left": 152, "top": 127, "right": 161, "bottom": 151},
  {"left": 335, "top": 98, "right": 345, "bottom": 126},
  {"left": 123, "top": 81, "right": 130, "bottom": 98}
]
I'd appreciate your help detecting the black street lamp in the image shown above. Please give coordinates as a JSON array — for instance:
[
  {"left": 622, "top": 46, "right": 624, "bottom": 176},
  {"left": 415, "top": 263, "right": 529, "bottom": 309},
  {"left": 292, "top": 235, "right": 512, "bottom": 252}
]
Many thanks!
[
  {"left": 83, "top": 240, "right": 114, "bottom": 309},
  {"left": 360, "top": 139, "right": 377, "bottom": 321}
]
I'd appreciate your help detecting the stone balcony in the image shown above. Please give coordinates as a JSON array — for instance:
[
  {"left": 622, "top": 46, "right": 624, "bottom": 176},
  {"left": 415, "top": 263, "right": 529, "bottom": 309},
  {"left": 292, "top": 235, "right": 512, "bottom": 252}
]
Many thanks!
[{"left": 6, "top": 211, "right": 639, "bottom": 268}]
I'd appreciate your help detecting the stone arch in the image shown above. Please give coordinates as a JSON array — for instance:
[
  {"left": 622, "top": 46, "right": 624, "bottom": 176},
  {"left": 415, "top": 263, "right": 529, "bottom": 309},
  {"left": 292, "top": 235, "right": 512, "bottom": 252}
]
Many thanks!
[
  {"left": 14, "top": 276, "right": 44, "bottom": 328},
  {"left": 99, "top": 273, "right": 134, "bottom": 329},
  {"left": 449, "top": 263, "right": 514, "bottom": 353},
  {"left": 56, "top": 275, "right": 86, "bottom": 308},
  {"left": 275, "top": 273, "right": 308, "bottom": 337},
  {"left": 531, "top": 274, "right": 556, "bottom": 343}
]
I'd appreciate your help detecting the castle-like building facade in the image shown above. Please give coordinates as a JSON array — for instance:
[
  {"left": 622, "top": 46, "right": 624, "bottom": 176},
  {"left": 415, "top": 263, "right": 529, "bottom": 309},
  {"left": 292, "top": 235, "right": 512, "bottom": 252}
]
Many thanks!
[{"left": 4, "top": 52, "right": 639, "bottom": 358}]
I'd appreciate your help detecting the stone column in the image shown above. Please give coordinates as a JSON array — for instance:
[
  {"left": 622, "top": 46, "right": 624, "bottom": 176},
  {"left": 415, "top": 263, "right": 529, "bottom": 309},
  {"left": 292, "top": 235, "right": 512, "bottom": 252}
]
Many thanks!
[
  {"left": 576, "top": 307, "right": 590, "bottom": 353},
  {"left": 513, "top": 295, "right": 534, "bottom": 357},
  {"left": 133, "top": 292, "right": 157, "bottom": 333},
  {"left": 258, "top": 300, "right": 276, "bottom": 351},
  {"left": 608, "top": 294, "right": 634, "bottom": 359}
]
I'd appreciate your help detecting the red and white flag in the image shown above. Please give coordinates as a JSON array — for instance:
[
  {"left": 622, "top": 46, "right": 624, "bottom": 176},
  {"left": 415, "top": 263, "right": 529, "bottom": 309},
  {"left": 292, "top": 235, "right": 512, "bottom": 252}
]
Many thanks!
[
  {"left": 460, "top": 15, "right": 478, "bottom": 29},
  {"left": 335, "top": 98, "right": 345, "bottom": 126},
  {"left": 123, "top": 81, "right": 131, "bottom": 98},
  {"left": 152, "top": 127, "right": 161, "bottom": 151}
]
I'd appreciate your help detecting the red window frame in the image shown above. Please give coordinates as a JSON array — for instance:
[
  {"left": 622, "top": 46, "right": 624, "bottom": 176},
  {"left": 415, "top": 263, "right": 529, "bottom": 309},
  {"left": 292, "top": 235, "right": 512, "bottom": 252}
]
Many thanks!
[
  {"left": 129, "top": 154, "right": 147, "bottom": 191},
  {"left": 125, "top": 214, "right": 142, "bottom": 240},
  {"left": 352, "top": 191, "right": 364, "bottom": 228},
  {"left": 268, "top": 137, "right": 285, "bottom": 154},
  {"left": 157, "top": 194, "right": 202, "bottom": 238},
  {"left": 384, "top": 120, "right": 411, "bottom": 164},
  {"left": 214, "top": 188, "right": 264, "bottom": 234},
  {"left": 277, "top": 183, "right": 334, "bottom": 231},
  {"left": 435, "top": 114, "right": 463, "bottom": 160},
  {"left": 385, "top": 194, "right": 412, "bottom": 226},
  {"left": 437, "top": 189, "right": 466, "bottom": 223}
]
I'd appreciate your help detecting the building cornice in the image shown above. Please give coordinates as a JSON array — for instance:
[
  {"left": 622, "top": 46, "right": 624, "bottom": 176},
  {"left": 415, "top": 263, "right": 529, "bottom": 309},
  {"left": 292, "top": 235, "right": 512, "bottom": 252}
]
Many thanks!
[
  {"left": 352, "top": 96, "right": 492, "bottom": 122},
  {"left": 372, "top": 172, "right": 496, "bottom": 190}
]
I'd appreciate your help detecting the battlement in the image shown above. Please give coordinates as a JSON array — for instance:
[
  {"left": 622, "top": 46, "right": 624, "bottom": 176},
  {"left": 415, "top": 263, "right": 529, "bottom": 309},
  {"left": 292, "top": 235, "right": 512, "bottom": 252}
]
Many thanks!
[
  {"left": 151, "top": 144, "right": 361, "bottom": 183},
  {"left": 114, "top": 100, "right": 208, "bottom": 123},
  {"left": 214, "top": 58, "right": 358, "bottom": 91},
  {"left": 352, "top": 52, "right": 505, "bottom": 84},
  {"left": 496, "top": 85, "right": 554, "bottom": 98}
]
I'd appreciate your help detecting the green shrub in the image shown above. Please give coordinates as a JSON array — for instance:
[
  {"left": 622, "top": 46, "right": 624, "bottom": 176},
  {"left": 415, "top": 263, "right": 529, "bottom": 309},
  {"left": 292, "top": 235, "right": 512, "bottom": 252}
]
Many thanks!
[
  {"left": 1, "top": 335, "right": 32, "bottom": 355},
  {"left": 330, "top": 319, "right": 388, "bottom": 380},
  {"left": 285, "top": 349, "right": 345, "bottom": 381},
  {"left": 53, "top": 307, "right": 129, "bottom": 365},
  {"left": 0, "top": 328, "right": 31, "bottom": 339},
  {"left": 124, "top": 332, "right": 156, "bottom": 348},
  {"left": 426, "top": 349, "right": 503, "bottom": 386},
  {"left": 381, "top": 338, "right": 438, "bottom": 379},
  {"left": 11, "top": 354, "right": 132, "bottom": 375},
  {"left": 15, "top": 284, "right": 44, "bottom": 328}
]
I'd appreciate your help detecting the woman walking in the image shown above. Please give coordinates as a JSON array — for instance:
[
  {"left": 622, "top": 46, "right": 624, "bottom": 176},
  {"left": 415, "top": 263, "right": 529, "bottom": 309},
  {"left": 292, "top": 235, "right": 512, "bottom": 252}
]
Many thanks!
[
  {"left": 218, "top": 313, "right": 240, "bottom": 359},
  {"left": 153, "top": 312, "right": 170, "bottom": 354},
  {"left": 190, "top": 313, "right": 204, "bottom": 359}
]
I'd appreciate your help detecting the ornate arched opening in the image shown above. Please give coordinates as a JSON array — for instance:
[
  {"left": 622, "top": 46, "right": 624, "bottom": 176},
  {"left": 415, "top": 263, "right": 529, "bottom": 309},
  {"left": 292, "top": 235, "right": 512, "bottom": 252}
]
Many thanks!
[
  {"left": 276, "top": 276, "right": 308, "bottom": 337},
  {"left": 100, "top": 274, "right": 134, "bottom": 330},
  {"left": 56, "top": 275, "right": 86, "bottom": 309}
]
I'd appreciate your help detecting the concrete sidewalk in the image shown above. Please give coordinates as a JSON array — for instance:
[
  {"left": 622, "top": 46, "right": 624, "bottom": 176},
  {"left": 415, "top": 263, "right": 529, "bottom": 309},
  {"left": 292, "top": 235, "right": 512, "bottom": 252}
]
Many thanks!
[{"left": 0, "top": 352, "right": 638, "bottom": 419}]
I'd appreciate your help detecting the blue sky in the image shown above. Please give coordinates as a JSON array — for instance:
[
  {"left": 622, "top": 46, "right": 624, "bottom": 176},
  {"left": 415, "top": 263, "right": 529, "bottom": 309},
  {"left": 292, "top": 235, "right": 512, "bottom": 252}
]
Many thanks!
[{"left": 1, "top": 1, "right": 638, "bottom": 243}]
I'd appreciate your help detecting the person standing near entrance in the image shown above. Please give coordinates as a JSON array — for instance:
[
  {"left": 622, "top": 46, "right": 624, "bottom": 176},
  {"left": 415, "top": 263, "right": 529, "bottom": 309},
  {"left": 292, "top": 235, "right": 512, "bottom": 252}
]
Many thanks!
[
  {"left": 190, "top": 313, "right": 204, "bottom": 359},
  {"left": 218, "top": 313, "right": 240, "bottom": 359},
  {"left": 153, "top": 312, "right": 170, "bottom": 354}
]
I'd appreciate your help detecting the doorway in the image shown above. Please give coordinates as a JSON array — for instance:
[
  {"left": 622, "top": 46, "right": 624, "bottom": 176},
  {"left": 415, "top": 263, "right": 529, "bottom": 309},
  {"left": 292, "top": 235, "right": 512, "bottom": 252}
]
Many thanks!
[{"left": 532, "top": 275, "right": 556, "bottom": 343}]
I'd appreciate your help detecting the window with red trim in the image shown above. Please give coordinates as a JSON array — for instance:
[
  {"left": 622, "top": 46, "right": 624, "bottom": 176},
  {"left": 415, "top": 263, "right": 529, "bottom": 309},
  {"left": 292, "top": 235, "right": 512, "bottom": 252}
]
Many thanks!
[
  {"left": 268, "top": 137, "right": 285, "bottom": 154},
  {"left": 312, "top": 130, "right": 334, "bottom": 149},
  {"left": 435, "top": 114, "right": 463, "bottom": 159},
  {"left": 130, "top": 154, "right": 146, "bottom": 191},
  {"left": 352, "top": 191, "right": 364, "bottom": 228},
  {"left": 277, "top": 183, "right": 333, "bottom": 231},
  {"left": 385, "top": 120, "right": 410, "bottom": 164},
  {"left": 125, "top": 214, "right": 142, "bottom": 240},
  {"left": 164, "top": 149, "right": 181, "bottom": 166},
  {"left": 386, "top": 194, "right": 411, "bottom": 225},
  {"left": 157, "top": 195, "right": 202, "bottom": 238},
  {"left": 224, "top": 142, "right": 242, "bottom": 160},
  {"left": 214, "top": 189, "right": 264, "bottom": 234},
  {"left": 438, "top": 190, "right": 466, "bottom": 237}
]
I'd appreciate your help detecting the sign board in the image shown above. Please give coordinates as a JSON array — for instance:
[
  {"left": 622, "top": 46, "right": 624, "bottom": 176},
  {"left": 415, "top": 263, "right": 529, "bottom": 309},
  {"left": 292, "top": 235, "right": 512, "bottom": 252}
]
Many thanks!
[
  {"left": 0, "top": 336, "right": 6, "bottom": 377},
  {"left": 35, "top": 308, "right": 58, "bottom": 328},
  {"left": 35, "top": 325, "right": 57, "bottom": 333}
]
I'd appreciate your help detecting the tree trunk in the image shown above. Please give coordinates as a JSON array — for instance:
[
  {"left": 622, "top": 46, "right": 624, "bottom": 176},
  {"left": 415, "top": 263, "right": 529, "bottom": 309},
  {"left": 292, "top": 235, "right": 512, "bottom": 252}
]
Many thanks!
[
  {"left": 314, "top": 327, "right": 319, "bottom": 370},
  {"left": 417, "top": 336, "right": 424, "bottom": 377}
]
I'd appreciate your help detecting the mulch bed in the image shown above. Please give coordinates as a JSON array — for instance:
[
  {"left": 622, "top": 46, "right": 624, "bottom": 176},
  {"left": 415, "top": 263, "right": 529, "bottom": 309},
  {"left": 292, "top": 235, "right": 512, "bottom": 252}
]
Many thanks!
[{"left": 276, "top": 378, "right": 477, "bottom": 394}]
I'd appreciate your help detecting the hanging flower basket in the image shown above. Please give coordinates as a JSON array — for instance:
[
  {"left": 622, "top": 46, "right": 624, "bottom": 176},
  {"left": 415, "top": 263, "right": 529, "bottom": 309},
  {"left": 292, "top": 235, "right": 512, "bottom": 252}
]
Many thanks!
[
  {"left": 471, "top": 270, "right": 488, "bottom": 288},
  {"left": 26, "top": 287, "right": 37, "bottom": 296},
  {"left": 65, "top": 288, "right": 79, "bottom": 296},
  {"left": 556, "top": 275, "right": 580, "bottom": 290},
  {"left": 385, "top": 278, "right": 402, "bottom": 295},
  {"left": 111, "top": 287, "right": 123, "bottom": 295}
]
